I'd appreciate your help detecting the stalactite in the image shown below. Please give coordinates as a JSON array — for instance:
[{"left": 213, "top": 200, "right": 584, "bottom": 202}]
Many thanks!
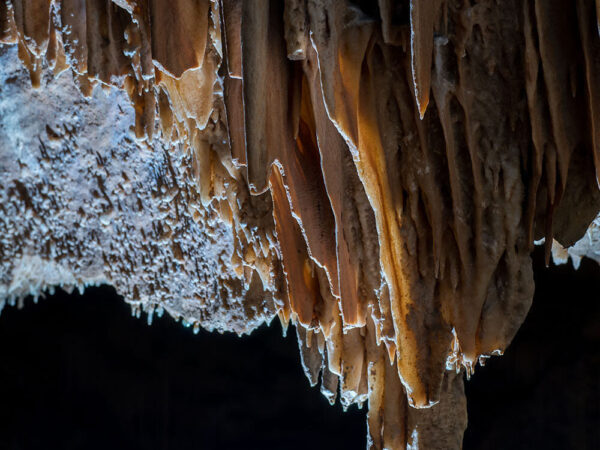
[{"left": 2, "top": 0, "right": 600, "bottom": 448}]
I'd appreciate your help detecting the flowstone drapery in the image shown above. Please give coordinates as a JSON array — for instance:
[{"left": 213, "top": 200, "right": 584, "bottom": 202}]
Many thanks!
[{"left": 2, "top": 1, "right": 600, "bottom": 448}]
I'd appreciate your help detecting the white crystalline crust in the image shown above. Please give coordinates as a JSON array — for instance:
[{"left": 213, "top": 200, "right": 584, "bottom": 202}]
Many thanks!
[
  {"left": 0, "top": 45, "right": 275, "bottom": 333},
  {"left": 552, "top": 214, "right": 600, "bottom": 270},
  {"left": 4, "top": 1, "right": 600, "bottom": 448}
]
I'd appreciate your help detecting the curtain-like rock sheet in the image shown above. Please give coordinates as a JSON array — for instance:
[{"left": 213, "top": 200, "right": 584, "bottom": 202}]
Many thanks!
[{"left": 2, "top": 0, "right": 600, "bottom": 448}]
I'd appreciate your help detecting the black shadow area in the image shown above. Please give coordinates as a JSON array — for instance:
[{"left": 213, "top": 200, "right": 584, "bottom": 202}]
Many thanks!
[
  {"left": 0, "top": 286, "right": 366, "bottom": 450},
  {"left": 464, "top": 247, "right": 600, "bottom": 449},
  {"left": 1, "top": 247, "right": 598, "bottom": 450}
]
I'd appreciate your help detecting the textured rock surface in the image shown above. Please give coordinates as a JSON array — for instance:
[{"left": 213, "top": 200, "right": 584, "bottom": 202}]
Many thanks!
[
  {"left": 1, "top": 1, "right": 600, "bottom": 448},
  {"left": 553, "top": 213, "right": 600, "bottom": 269},
  {"left": 0, "top": 44, "right": 275, "bottom": 335}
]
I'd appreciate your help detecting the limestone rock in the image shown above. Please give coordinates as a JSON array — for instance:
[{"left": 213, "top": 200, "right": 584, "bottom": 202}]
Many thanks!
[{"left": 2, "top": 1, "right": 600, "bottom": 448}]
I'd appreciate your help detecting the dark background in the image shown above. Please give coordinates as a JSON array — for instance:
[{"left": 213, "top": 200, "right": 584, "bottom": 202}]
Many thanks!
[{"left": 0, "top": 246, "right": 597, "bottom": 450}]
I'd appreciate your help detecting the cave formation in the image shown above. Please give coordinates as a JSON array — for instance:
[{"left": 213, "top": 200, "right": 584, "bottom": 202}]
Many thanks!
[{"left": 1, "top": 1, "right": 600, "bottom": 448}]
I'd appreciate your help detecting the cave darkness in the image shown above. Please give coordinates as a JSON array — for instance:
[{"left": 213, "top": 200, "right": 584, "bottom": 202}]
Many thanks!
[{"left": 0, "top": 246, "right": 598, "bottom": 450}]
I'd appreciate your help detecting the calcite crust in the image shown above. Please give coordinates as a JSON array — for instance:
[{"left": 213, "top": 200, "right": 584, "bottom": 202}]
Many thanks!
[{"left": 2, "top": 1, "right": 600, "bottom": 448}]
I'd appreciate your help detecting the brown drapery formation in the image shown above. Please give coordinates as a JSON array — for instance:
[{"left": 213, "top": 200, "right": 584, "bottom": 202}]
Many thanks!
[{"left": 2, "top": 0, "right": 600, "bottom": 447}]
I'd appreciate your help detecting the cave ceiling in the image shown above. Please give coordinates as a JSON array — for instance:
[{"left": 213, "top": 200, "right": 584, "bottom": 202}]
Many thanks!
[{"left": 1, "top": 1, "right": 600, "bottom": 448}]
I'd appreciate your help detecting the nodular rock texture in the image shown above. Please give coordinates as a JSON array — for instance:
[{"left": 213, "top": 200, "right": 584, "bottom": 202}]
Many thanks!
[{"left": 1, "top": 1, "right": 600, "bottom": 448}]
